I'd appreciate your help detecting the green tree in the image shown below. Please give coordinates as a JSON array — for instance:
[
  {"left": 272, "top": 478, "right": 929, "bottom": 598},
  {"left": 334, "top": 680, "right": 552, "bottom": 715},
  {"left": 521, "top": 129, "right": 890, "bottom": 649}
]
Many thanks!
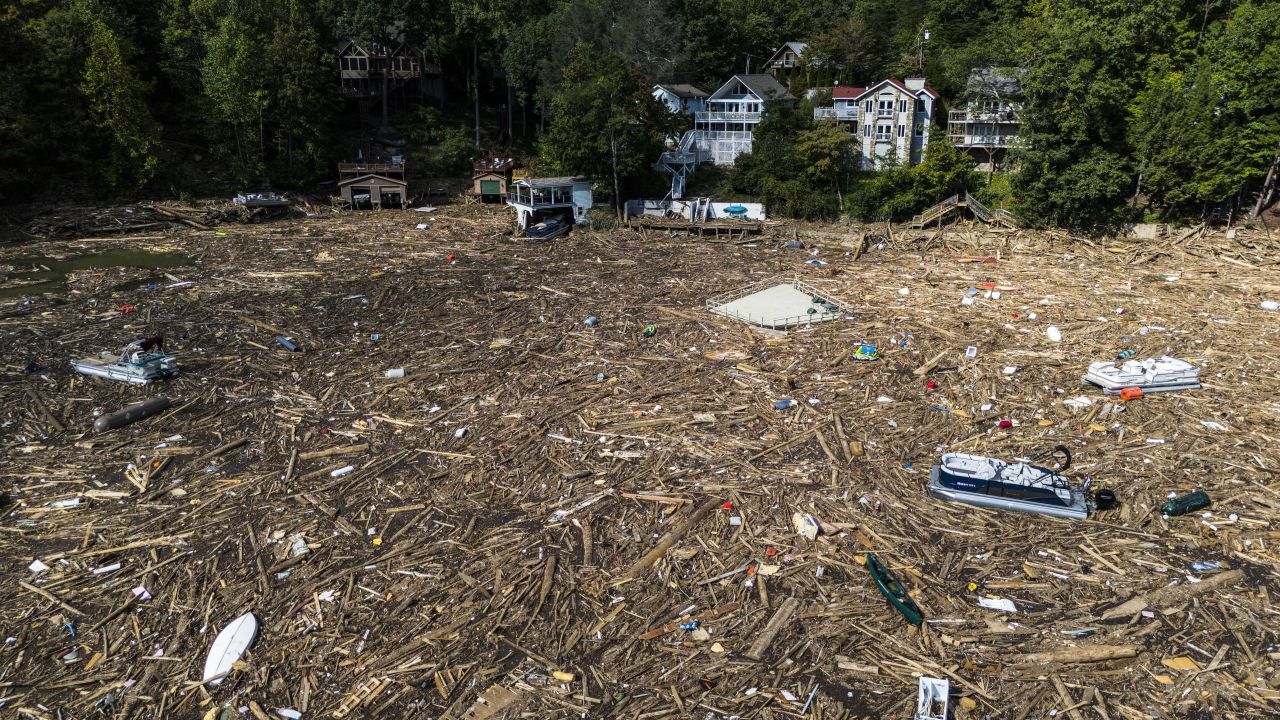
[
  {"left": 201, "top": 11, "right": 267, "bottom": 178},
  {"left": 540, "top": 45, "right": 677, "bottom": 215},
  {"left": 797, "top": 122, "right": 854, "bottom": 211},
  {"left": 1201, "top": 0, "right": 1280, "bottom": 217},
  {"left": 78, "top": 1, "right": 162, "bottom": 187},
  {"left": 1130, "top": 62, "right": 1237, "bottom": 215},
  {"left": 805, "top": 17, "right": 882, "bottom": 86},
  {"left": 1011, "top": 5, "right": 1138, "bottom": 230}
]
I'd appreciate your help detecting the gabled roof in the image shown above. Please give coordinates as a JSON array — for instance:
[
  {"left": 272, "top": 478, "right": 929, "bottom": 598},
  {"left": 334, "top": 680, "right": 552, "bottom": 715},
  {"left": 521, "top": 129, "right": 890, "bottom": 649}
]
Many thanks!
[
  {"left": 832, "top": 86, "right": 866, "bottom": 100},
  {"left": 849, "top": 79, "right": 939, "bottom": 102},
  {"left": 654, "top": 84, "right": 709, "bottom": 99},
  {"left": 966, "top": 67, "right": 1023, "bottom": 98},
  {"left": 710, "top": 74, "right": 795, "bottom": 102},
  {"left": 514, "top": 176, "right": 589, "bottom": 188},
  {"left": 338, "top": 173, "right": 407, "bottom": 188},
  {"left": 767, "top": 41, "right": 808, "bottom": 64}
]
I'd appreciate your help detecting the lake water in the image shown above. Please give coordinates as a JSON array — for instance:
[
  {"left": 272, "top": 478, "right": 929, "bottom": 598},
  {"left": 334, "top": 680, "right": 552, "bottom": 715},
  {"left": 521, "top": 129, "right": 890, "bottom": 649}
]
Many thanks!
[{"left": 0, "top": 249, "right": 192, "bottom": 298}]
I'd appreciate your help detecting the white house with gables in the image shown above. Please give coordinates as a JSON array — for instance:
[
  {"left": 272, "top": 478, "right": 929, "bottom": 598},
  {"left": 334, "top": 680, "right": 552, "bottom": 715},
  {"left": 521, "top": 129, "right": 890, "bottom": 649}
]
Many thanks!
[
  {"left": 652, "top": 84, "right": 709, "bottom": 116},
  {"left": 691, "top": 74, "right": 795, "bottom": 165},
  {"left": 813, "top": 78, "right": 939, "bottom": 168},
  {"left": 654, "top": 74, "right": 797, "bottom": 199}
]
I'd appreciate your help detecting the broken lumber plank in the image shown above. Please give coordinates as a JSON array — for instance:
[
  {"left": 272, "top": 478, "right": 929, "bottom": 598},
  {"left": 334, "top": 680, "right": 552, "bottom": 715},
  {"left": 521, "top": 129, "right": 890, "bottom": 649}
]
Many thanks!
[
  {"left": 616, "top": 497, "right": 718, "bottom": 582},
  {"left": 1100, "top": 569, "right": 1244, "bottom": 621},
  {"left": 744, "top": 596, "right": 799, "bottom": 661}
]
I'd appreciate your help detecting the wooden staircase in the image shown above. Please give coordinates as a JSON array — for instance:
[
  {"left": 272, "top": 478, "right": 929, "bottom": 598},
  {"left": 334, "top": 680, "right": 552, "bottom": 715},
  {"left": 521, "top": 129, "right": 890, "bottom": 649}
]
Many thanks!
[{"left": 909, "top": 192, "right": 1020, "bottom": 229}]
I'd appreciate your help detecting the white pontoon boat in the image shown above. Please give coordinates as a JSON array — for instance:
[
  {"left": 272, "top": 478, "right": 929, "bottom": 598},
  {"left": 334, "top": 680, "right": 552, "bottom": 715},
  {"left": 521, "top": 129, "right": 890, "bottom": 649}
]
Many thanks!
[
  {"left": 72, "top": 337, "right": 178, "bottom": 385},
  {"left": 1082, "top": 356, "right": 1199, "bottom": 393},
  {"left": 928, "top": 446, "right": 1098, "bottom": 520}
]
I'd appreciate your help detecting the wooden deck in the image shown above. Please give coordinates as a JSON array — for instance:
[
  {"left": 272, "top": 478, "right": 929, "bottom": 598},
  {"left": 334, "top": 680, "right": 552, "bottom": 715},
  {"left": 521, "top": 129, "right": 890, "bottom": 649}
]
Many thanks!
[{"left": 627, "top": 215, "right": 762, "bottom": 238}]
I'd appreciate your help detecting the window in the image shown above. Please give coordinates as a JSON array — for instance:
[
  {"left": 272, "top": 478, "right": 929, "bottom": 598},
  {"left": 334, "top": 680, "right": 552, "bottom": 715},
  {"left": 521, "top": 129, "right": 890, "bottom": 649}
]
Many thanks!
[
  {"left": 864, "top": 124, "right": 871, "bottom": 137},
  {"left": 878, "top": 98, "right": 894, "bottom": 117},
  {"left": 340, "top": 57, "right": 350, "bottom": 70},
  {"left": 865, "top": 100, "right": 873, "bottom": 113},
  {"left": 876, "top": 123, "right": 891, "bottom": 141},
  {"left": 899, "top": 100, "right": 907, "bottom": 113},
  {"left": 915, "top": 123, "right": 925, "bottom": 137},
  {"left": 898, "top": 125, "right": 906, "bottom": 138}
]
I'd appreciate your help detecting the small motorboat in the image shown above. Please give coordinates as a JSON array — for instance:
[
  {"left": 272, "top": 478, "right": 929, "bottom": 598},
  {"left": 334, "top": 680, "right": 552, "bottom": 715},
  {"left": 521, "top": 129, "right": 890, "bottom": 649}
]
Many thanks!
[
  {"left": 524, "top": 215, "right": 569, "bottom": 240},
  {"left": 234, "top": 192, "right": 290, "bottom": 208},
  {"left": 72, "top": 336, "right": 178, "bottom": 385},
  {"left": 928, "top": 445, "right": 1103, "bottom": 520},
  {"left": 1082, "top": 355, "right": 1199, "bottom": 394}
]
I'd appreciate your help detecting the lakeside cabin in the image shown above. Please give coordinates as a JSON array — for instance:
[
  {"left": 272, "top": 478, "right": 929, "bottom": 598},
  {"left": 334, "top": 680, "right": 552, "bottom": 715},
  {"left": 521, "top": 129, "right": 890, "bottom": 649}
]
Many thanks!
[
  {"left": 506, "top": 177, "right": 592, "bottom": 231},
  {"left": 338, "top": 161, "right": 408, "bottom": 209},
  {"left": 472, "top": 158, "right": 515, "bottom": 203}
]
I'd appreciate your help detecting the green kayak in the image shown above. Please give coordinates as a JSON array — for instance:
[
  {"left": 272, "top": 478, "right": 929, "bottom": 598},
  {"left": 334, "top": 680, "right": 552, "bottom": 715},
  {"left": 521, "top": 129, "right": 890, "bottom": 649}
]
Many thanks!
[{"left": 863, "top": 552, "right": 924, "bottom": 627}]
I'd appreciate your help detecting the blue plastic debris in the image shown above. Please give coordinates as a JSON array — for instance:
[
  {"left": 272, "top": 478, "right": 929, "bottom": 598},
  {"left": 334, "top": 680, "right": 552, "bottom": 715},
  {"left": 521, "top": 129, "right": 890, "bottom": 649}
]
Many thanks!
[
  {"left": 677, "top": 620, "right": 700, "bottom": 631},
  {"left": 275, "top": 336, "right": 300, "bottom": 352},
  {"left": 774, "top": 399, "right": 794, "bottom": 410},
  {"left": 852, "top": 344, "right": 880, "bottom": 361}
]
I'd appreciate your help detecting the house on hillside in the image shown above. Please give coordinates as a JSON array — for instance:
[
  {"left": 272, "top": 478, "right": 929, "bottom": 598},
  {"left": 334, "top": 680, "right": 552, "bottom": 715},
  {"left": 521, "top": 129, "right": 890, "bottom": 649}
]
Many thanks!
[
  {"left": 653, "top": 84, "right": 709, "bottom": 116},
  {"left": 507, "top": 177, "right": 593, "bottom": 230},
  {"left": 690, "top": 74, "right": 795, "bottom": 165},
  {"left": 338, "top": 39, "right": 442, "bottom": 102},
  {"left": 765, "top": 42, "right": 808, "bottom": 85},
  {"left": 812, "top": 78, "right": 938, "bottom": 168},
  {"left": 338, "top": 160, "right": 408, "bottom": 209},
  {"left": 947, "top": 67, "right": 1023, "bottom": 168}
]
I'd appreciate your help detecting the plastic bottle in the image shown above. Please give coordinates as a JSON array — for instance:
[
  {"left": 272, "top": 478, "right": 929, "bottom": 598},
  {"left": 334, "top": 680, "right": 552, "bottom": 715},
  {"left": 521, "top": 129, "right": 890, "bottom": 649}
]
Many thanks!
[
  {"left": 1161, "top": 490, "right": 1210, "bottom": 517},
  {"left": 1116, "top": 349, "right": 1136, "bottom": 360},
  {"left": 384, "top": 368, "right": 405, "bottom": 378}
]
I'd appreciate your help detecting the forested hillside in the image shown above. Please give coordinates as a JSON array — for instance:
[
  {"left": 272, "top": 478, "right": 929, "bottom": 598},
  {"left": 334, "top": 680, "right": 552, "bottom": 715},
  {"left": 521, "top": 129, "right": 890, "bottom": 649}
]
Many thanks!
[{"left": 1, "top": 0, "right": 1276, "bottom": 229}]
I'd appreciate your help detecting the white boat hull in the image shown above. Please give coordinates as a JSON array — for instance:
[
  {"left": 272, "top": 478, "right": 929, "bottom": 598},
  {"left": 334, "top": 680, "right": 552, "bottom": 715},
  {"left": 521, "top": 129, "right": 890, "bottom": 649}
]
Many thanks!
[
  {"left": 72, "top": 353, "right": 178, "bottom": 385},
  {"left": 1083, "top": 356, "right": 1199, "bottom": 392},
  {"left": 929, "top": 465, "right": 1088, "bottom": 520}
]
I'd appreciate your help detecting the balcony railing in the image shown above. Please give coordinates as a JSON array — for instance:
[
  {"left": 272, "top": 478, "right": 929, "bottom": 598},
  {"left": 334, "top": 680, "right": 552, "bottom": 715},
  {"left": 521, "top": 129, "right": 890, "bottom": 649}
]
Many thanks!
[
  {"left": 948, "top": 133, "right": 1017, "bottom": 148},
  {"left": 949, "top": 110, "right": 1021, "bottom": 124},
  {"left": 874, "top": 134, "right": 892, "bottom": 142},
  {"left": 814, "top": 107, "right": 859, "bottom": 121},
  {"left": 338, "top": 162, "right": 404, "bottom": 176},
  {"left": 507, "top": 191, "right": 575, "bottom": 208},
  {"left": 701, "top": 110, "right": 757, "bottom": 122},
  {"left": 876, "top": 108, "right": 894, "bottom": 117},
  {"left": 700, "top": 130, "right": 753, "bottom": 141}
]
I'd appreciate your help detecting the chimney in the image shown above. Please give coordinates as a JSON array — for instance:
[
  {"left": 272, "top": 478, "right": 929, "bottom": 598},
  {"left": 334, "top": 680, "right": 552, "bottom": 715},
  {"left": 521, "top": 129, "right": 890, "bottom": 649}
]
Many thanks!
[{"left": 904, "top": 77, "right": 926, "bottom": 91}]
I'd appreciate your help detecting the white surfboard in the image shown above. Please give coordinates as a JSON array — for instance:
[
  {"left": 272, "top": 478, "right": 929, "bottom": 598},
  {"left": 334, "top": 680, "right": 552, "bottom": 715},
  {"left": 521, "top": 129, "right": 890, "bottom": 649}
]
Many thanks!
[{"left": 203, "top": 612, "right": 258, "bottom": 684}]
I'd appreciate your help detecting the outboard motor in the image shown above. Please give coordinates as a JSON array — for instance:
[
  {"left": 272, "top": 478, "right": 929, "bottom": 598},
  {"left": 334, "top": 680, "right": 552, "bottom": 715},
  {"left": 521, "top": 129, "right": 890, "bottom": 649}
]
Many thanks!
[{"left": 1093, "top": 488, "right": 1118, "bottom": 511}]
